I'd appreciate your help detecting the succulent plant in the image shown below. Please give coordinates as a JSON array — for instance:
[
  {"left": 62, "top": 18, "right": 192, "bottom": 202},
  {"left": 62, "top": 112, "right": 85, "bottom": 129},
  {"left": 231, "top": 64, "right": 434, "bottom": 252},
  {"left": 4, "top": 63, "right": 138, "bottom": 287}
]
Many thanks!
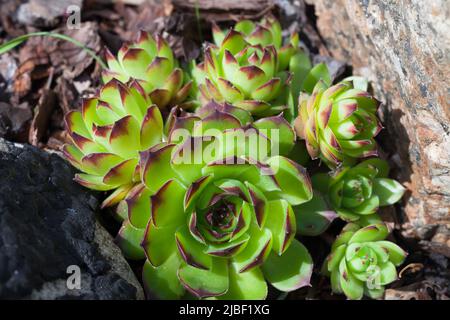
[
  {"left": 209, "top": 16, "right": 313, "bottom": 110},
  {"left": 311, "top": 158, "right": 405, "bottom": 222},
  {"left": 190, "top": 16, "right": 316, "bottom": 119},
  {"left": 294, "top": 78, "right": 382, "bottom": 169},
  {"left": 323, "top": 216, "right": 407, "bottom": 299},
  {"left": 116, "top": 104, "right": 314, "bottom": 299},
  {"left": 63, "top": 79, "right": 164, "bottom": 208},
  {"left": 102, "top": 31, "right": 193, "bottom": 110}
]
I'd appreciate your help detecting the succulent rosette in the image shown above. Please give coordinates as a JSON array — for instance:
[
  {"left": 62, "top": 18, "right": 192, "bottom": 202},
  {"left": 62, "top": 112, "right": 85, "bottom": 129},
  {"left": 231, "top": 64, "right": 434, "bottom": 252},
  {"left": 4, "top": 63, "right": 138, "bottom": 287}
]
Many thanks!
[
  {"left": 312, "top": 158, "right": 405, "bottom": 222},
  {"left": 102, "top": 31, "right": 193, "bottom": 109},
  {"left": 294, "top": 78, "right": 383, "bottom": 169},
  {"left": 210, "top": 16, "right": 313, "bottom": 106},
  {"left": 116, "top": 103, "right": 314, "bottom": 299},
  {"left": 63, "top": 79, "right": 164, "bottom": 208},
  {"left": 191, "top": 20, "right": 302, "bottom": 118},
  {"left": 323, "top": 216, "right": 407, "bottom": 299}
]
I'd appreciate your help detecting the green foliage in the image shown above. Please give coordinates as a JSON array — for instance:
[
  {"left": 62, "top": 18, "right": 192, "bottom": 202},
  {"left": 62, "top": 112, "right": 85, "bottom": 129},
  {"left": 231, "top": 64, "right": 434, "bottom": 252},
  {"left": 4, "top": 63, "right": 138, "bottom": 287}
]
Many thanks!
[{"left": 50, "top": 15, "right": 408, "bottom": 300}]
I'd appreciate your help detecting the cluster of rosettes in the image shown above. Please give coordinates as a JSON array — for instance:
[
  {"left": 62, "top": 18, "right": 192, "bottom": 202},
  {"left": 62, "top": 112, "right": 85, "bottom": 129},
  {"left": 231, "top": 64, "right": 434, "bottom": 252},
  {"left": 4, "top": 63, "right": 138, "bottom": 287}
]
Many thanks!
[{"left": 63, "top": 16, "right": 407, "bottom": 300}]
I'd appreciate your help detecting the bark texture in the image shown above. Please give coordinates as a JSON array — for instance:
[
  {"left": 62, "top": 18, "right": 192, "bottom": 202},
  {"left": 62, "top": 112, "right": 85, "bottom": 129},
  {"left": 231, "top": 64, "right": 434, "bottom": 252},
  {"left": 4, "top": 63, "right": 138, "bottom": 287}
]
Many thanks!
[{"left": 306, "top": 0, "right": 449, "bottom": 253}]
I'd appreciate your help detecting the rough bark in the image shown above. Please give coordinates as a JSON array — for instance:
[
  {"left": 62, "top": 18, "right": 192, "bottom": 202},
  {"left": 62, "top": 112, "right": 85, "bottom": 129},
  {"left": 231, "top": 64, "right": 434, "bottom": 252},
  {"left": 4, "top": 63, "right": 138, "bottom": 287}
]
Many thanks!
[{"left": 305, "top": 0, "right": 449, "bottom": 254}]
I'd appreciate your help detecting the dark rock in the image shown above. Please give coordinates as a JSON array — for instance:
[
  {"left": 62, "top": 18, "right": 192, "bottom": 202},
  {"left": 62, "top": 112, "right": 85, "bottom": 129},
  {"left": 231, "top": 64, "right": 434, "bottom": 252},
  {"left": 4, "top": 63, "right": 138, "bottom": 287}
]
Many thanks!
[{"left": 0, "top": 139, "right": 144, "bottom": 299}]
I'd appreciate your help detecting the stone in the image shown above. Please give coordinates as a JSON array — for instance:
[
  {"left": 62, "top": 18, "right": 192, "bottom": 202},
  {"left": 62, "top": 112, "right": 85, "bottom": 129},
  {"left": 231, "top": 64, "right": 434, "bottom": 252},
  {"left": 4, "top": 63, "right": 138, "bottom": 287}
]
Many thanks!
[
  {"left": 0, "top": 138, "right": 144, "bottom": 299},
  {"left": 305, "top": 0, "right": 449, "bottom": 251}
]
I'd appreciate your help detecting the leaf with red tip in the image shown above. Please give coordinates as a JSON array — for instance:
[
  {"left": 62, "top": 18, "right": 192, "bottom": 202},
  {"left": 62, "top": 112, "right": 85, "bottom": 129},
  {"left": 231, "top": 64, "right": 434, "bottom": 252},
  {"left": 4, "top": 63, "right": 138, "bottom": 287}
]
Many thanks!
[
  {"left": 267, "top": 156, "right": 313, "bottom": 206},
  {"left": 69, "top": 132, "right": 106, "bottom": 155},
  {"left": 348, "top": 223, "right": 388, "bottom": 244},
  {"left": 234, "top": 100, "right": 271, "bottom": 115},
  {"left": 142, "top": 255, "right": 185, "bottom": 299},
  {"left": 155, "top": 34, "right": 174, "bottom": 65},
  {"left": 245, "top": 182, "right": 268, "bottom": 228},
  {"left": 145, "top": 56, "right": 173, "bottom": 88},
  {"left": 142, "top": 221, "right": 177, "bottom": 267},
  {"left": 101, "top": 183, "right": 134, "bottom": 209},
  {"left": 151, "top": 179, "right": 186, "bottom": 228},
  {"left": 261, "top": 239, "right": 313, "bottom": 292},
  {"left": 247, "top": 25, "right": 273, "bottom": 46},
  {"left": 81, "top": 152, "right": 124, "bottom": 176},
  {"left": 172, "top": 80, "right": 193, "bottom": 105},
  {"left": 221, "top": 29, "right": 247, "bottom": 55},
  {"left": 233, "top": 225, "right": 272, "bottom": 273},
  {"left": 216, "top": 78, "right": 244, "bottom": 103},
  {"left": 115, "top": 220, "right": 146, "bottom": 260},
  {"left": 251, "top": 77, "right": 281, "bottom": 101},
  {"left": 178, "top": 258, "right": 228, "bottom": 298},
  {"left": 140, "top": 143, "right": 179, "bottom": 193},
  {"left": 194, "top": 109, "right": 241, "bottom": 135},
  {"left": 212, "top": 21, "right": 225, "bottom": 45},
  {"left": 217, "top": 262, "right": 267, "bottom": 300},
  {"left": 222, "top": 50, "right": 240, "bottom": 80},
  {"left": 295, "top": 192, "right": 337, "bottom": 236},
  {"left": 206, "top": 234, "right": 249, "bottom": 257},
  {"left": 149, "top": 88, "right": 171, "bottom": 109},
  {"left": 103, "top": 158, "right": 138, "bottom": 186},
  {"left": 109, "top": 115, "right": 140, "bottom": 158},
  {"left": 140, "top": 105, "right": 163, "bottom": 150},
  {"left": 234, "top": 66, "right": 267, "bottom": 96},
  {"left": 74, "top": 173, "right": 115, "bottom": 191},
  {"left": 62, "top": 144, "right": 83, "bottom": 171},
  {"left": 265, "top": 199, "right": 296, "bottom": 255},
  {"left": 184, "top": 175, "right": 214, "bottom": 211},
  {"left": 134, "top": 31, "right": 157, "bottom": 57},
  {"left": 175, "top": 226, "right": 211, "bottom": 270},
  {"left": 254, "top": 113, "right": 296, "bottom": 156},
  {"left": 163, "top": 68, "right": 184, "bottom": 96},
  {"left": 120, "top": 47, "right": 152, "bottom": 80},
  {"left": 104, "top": 47, "right": 124, "bottom": 76},
  {"left": 65, "top": 111, "right": 90, "bottom": 138}
]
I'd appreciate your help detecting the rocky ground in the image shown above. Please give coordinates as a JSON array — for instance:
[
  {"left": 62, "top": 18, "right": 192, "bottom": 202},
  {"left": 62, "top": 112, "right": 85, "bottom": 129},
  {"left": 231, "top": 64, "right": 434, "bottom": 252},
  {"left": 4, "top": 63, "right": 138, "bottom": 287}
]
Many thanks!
[{"left": 0, "top": 0, "right": 448, "bottom": 299}]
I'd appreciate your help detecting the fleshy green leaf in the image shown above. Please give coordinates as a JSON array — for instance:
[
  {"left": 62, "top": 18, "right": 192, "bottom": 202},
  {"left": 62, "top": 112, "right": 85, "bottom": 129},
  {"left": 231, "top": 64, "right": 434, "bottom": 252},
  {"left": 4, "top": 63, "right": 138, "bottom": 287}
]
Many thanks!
[
  {"left": 373, "top": 178, "right": 405, "bottom": 206},
  {"left": 217, "top": 264, "right": 267, "bottom": 300},
  {"left": 178, "top": 258, "right": 229, "bottom": 298},
  {"left": 115, "top": 221, "right": 146, "bottom": 260},
  {"left": 294, "top": 192, "right": 337, "bottom": 236},
  {"left": 142, "top": 254, "right": 185, "bottom": 299},
  {"left": 261, "top": 239, "right": 313, "bottom": 292}
]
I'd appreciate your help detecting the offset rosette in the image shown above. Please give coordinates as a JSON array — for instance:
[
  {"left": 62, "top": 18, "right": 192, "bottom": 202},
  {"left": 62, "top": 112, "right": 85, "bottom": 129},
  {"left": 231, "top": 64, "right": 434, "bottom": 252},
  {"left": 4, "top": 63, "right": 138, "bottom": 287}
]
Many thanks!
[
  {"left": 63, "top": 79, "right": 164, "bottom": 207},
  {"left": 323, "top": 217, "right": 407, "bottom": 300},
  {"left": 211, "top": 15, "right": 310, "bottom": 75},
  {"left": 191, "top": 26, "right": 296, "bottom": 117},
  {"left": 116, "top": 108, "right": 313, "bottom": 299},
  {"left": 294, "top": 79, "right": 383, "bottom": 169},
  {"left": 311, "top": 159, "right": 405, "bottom": 222},
  {"left": 102, "top": 31, "right": 193, "bottom": 109}
]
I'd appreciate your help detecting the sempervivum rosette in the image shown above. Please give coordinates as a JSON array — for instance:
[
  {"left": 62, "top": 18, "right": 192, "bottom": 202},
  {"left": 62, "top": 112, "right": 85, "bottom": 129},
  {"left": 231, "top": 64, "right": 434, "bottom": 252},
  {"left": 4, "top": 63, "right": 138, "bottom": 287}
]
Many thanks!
[
  {"left": 191, "top": 28, "right": 295, "bottom": 118},
  {"left": 63, "top": 79, "right": 164, "bottom": 208},
  {"left": 294, "top": 79, "right": 383, "bottom": 169},
  {"left": 312, "top": 158, "right": 405, "bottom": 222},
  {"left": 115, "top": 103, "right": 314, "bottom": 299},
  {"left": 323, "top": 216, "right": 407, "bottom": 300},
  {"left": 212, "top": 15, "right": 310, "bottom": 76},
  {"left": 102, "top": 31, "right": 193, "bottom": 109}
]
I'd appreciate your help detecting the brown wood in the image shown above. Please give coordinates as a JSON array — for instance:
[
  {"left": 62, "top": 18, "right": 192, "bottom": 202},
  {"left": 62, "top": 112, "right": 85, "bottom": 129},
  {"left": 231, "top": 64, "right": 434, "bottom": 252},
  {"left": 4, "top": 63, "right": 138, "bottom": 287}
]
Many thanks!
[{"left": 172, "top": 0, "right": 273, "bottom": 12}]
